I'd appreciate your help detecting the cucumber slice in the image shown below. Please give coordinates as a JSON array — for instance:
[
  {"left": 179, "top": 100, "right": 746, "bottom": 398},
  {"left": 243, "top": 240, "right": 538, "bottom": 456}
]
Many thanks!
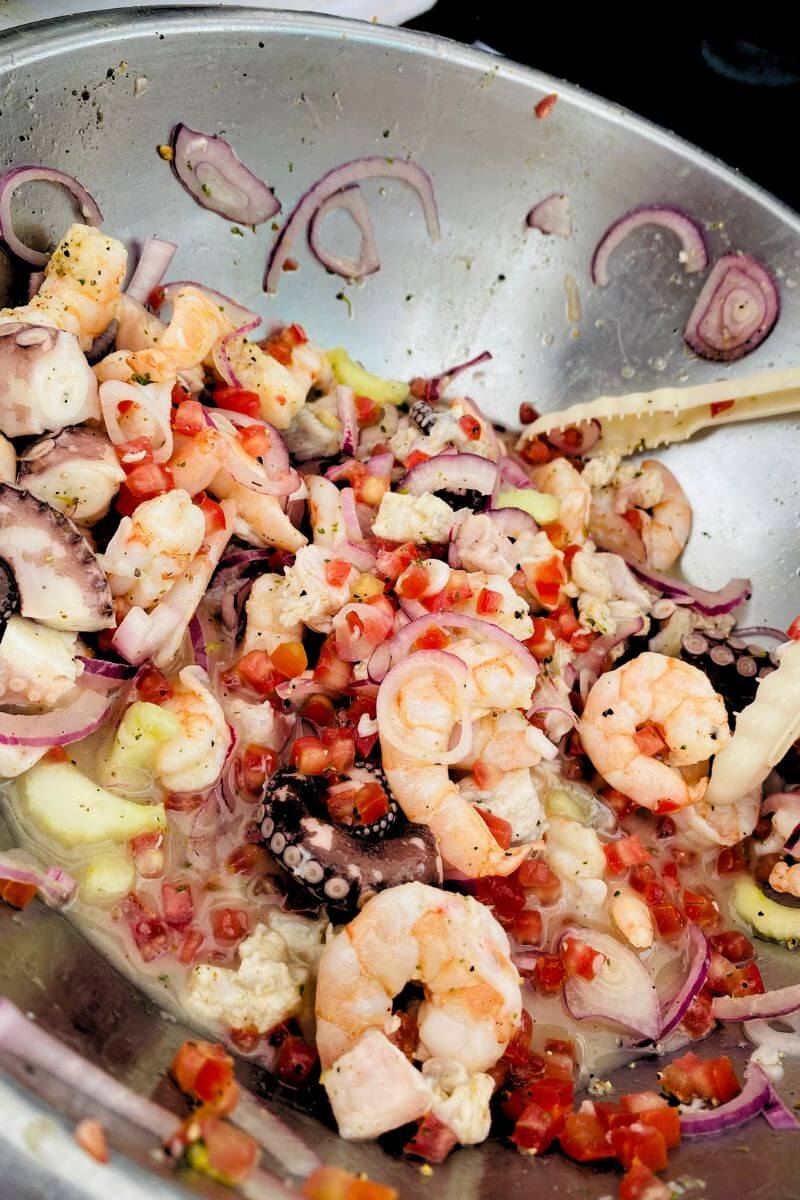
[
  {"left": 18, "top": 760, "right": 166, "bottom": 848},
  {"left": 733, "top": 874, "right": 800, "bottom": 948},
  {"left": 496, "top": 488, "right": 560, "bottom": 525},
  {"left": 101, "top": 700, "right": 180, "bottom": 788},
  {"left": 81, "top": 850, "right": 135, "bottom": 905},
  {"left": 326, "top": 348, "right": 409, "bottom": 406}
]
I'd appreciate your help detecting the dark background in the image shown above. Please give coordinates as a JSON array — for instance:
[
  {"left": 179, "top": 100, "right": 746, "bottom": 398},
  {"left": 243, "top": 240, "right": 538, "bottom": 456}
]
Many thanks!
[{"left": 408, "top": 8, "right": 800, "bottom": 212}]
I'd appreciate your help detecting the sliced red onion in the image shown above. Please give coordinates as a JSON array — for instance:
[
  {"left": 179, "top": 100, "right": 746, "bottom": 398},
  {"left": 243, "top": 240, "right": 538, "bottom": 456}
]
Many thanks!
[
  {"left": 680, "top": 1063, "right": 770, "bottom": 1138},
  {"left": 658, "top": 924, "right": 711, "bottom": 1039},
  {"left": 624, "top": 560, "right": 752, "bottom": 617},
  {"left": 126, "top": 237, "right": 177, "bottom": 304},
  {"left": 189, "top": 614, "right": 208, "bottom": 672},
  {"left": 713, "top": 982, "right": 800, "bottom": 1023},
  {"left": 340, "top": 487, "right": 365, "bottom": 543},
  {"left": 161, "top": 280, "right": 259, "bottom": 327},
  {"left": 85, "top": 319, "right": 119, "bottom": 366},
  {"left": 497, "top": 456, "right": 533, "bottom": 491},
  {"left": 485, "top": 507, "right": 539, "bottom": 539},
  {"left": 763, "top": 1085, "right": 800, "bottom": 1131},
  {"left": 99, "top": 379, "right": 173, "bottom": 465},
  {"left": 525, "top": 677, "right": 579, "bottom": 734},
  {"left": 527, "top": 193, "right": 572, "bottom": 238},
  {"left": 0, "top": 166, "right": 102, "bottom": 267},
  {"left": 337, "top": 386, "right": 359, "bottom": 455},
  {"left": 77, "top": 656, "right": 135, "bottom": 680},
  {"left": 332, "top": 538, "right": 375, "bottom": 572},
  {"left": 512, "top": 950, "right": 545, "bottom": 973},
  {"left": 545, "top": 419, "right": 601, "bottom": 457},
  {"left": 0, "top": 850, "right": 76, "bottom": 906},
  {"left": 591, "top": 205, "right": 708, "bottom": 288},
  {"left": 0, "top": 687, "right": 112, "bottom": 747},
  {"left": 400, "top": 451, "right": 499, "bottom": 497},
  {"left": 171, "top": 124, "right": 280, "bottom": 225},
  {"left": 264, "top": 156, "right": 439, "bottom": 293},
  {"left": 410, "top": 351, "right": 493, "bottom": 404},
  {"left": 205, "top": 408, "right": 299, "bottom": 498},
  {"left": 368, "top": 610, "right": 538, "bottom": 684},
  {"left": 366, "top": 452, "right": 394, "bottom": 477},
  {"left": 377, "top": 650, "right": 472, "bottom": 765},
  {"left": 561, "top": 926, "right": 661, "bottom": 1041},
  {"left": 684, "top": 253, "right": 780, "bottom": 362},
  {"left": 211, "top": 316, "right": 261, "bottom": 389},
  {"left": 307, "top": 183, "right": 380, "bottom": 280}
]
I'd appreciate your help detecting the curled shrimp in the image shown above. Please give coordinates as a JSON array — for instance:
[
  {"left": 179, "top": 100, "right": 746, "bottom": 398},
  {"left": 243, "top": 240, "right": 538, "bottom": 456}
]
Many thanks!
[
  {"left": 99, "top": 488, "right": 206, "bottom": 611},
  {"left": 531, "top": 458, "right": 591, "bottom": 544},
  {"left": 459, "top": 709, "right": 555, "bottom": 770},
  {"left": 168, "top": 428, "right": 228, "bottom": 495},
  {"left": 2, "top": 224, "right": 127, "bottom": 350},
  {"left": 210, "top": 474, "right": 307, "bottom": 552},
  {"left": 378, "top": 640, "right": 538, "bottom": 876},
  {"left": 222, "top": 335, "right": 332, "bottom": 430},
  {"left": 315, "top": 881, "right": 521, "bottom": 1071},
  {"left": 591, "top": 460, "right": 691, "bottom": 570},
  {"left": 673, "top": 788, "right": 760, "bottom": 848},
  {"left": 124, "top": 287, "right": 232, "bottom": 380},
  {"left": 156, "top": 666, "right": 232, "bottom": 793},
  {"left": 579, "top": 651, "right": 730, "bottom": 811}
]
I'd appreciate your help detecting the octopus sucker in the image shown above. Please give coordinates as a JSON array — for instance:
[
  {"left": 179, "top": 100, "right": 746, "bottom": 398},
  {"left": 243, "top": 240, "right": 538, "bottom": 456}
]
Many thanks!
[
  {"left": 680, "top": 629, "right": 776, "bottom": 719},
  {"left": 259, "top": 762, "right": 442, "bottom": 917}
]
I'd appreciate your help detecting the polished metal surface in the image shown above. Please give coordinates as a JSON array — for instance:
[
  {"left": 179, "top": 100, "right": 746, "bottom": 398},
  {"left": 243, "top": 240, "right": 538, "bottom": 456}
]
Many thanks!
[{"left": 0, "top": 8, "right": 799, "bottom": 1199}]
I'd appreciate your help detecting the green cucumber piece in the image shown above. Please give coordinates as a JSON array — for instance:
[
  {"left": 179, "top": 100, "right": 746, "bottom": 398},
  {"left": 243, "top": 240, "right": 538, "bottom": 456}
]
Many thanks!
[
  {"left": 18, "top": 760, "right": 166, "bottom": 848},
  {"left": 733, "top": 874, "right": 800, "bottom": 948}
]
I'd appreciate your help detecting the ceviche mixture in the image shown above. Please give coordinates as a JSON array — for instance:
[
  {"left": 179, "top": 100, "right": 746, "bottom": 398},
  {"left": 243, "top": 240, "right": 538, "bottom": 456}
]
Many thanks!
[{"left": 1, "top": 143, "right": 800, "bottom": 1200}]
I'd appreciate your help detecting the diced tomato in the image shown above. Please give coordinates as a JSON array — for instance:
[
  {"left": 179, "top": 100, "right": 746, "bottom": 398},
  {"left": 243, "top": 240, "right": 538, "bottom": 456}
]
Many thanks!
[
  {"left": 442, "top": 569, "right": 473, "bottom": 606},
  {"left": 620, "top": 1160, "right": 671, "bottom": 1200},
  {"left": 325, "top": 558, "right": 353, "bottom": 588},
  {"left": 475, "top": 807, "right": 513, "bottom": 850},
  {"left": 374, "top": 541, "right": 418, "bottom": 583},
  {"left": 320, "top": 728, "right": 356, "bottom": 773},
  {"left": 476, "top": 586, "right": 502, "bottom": 616},
  {"left": 530, "top": 559, "right": 566, "bottom": 610},
  {"left": 195, "top": 493, "right": 226, "bottom": 538},
  {"left": 264, "top": 324, "right": 306, "bottom": 365},
  {"left": 660, "top": 1051, "right": 740, "bottom": 1105},
  {"left": 148, "top": 285, "right": 166, "bottom": 312},
  {"left": 458, "top": 413, "right": 482, "bottom": 441},
  {"left": 520, "top": 435, "right": 555, "bottom": 465},
  {"left": 130, "top": 831, "right": 164, "bottom": 879},
  {"left": 194, "top": 1115, "right": 259, "bottom": 1183},
  {"left": 525, "top": 617, "right": 559, "bottom": 662},
  {"left": 651, "top": 902, "right": 687, "bottom": 940},
  {"left": 510, "top": 1078, "right": 573, "bottom": 1154},
  {"left": 396, "top": 563, "right": 430, "bottom": 599},
  {"left": 502, "top": 1010, "right": 533, "bottom": 1065},
  {"left": 327, "top": 783, "right": 361, "bottom": 826},
  {"left": 117, "top": 462, "right": 174, "bottom": 510},
  {"left": 313, "top": 635, "right": 353, "bottom": 691},
  {"left": 519, "top": 403, "right": 539, "bottom": 425},
  {"left": 531, "top": 953, "right": 567, "bottom": 994},
  {"left": 619, "top": 1091, "right": 667, "bottom": 1115},
  {"left": 604, "top": 834, "right": 650, "bottom": 875},
  {"left": 239, "top": 425, "right": 271, "bottom": 459},
  {"left": 637, "top": 1106, "right": 681, "bottom": 1150},
  {"left": 302, "top": 1166, "right": 397, "bottom": 1200},
  {"left": 633, "top": 722, "right": 668, "bottom": 757},
  {"left": 404, "top": 1112, "right": 458, "bottom": 1163},
  {"left": 74, "top": 1118, "right": 109, "bottom": 1164},
  {"left": 709, "top": 930, "right": 754, "bottom": 963},
  {"left": 553, "top": 603, "right": 579, "bottom": 637},
  {"left": 788, "top": 615, "right": 800, "bottom": 641},
  {"left": 227, "top": 844, "right": 270, "bottom": 875},
  {"left": 211, "top": 907, "right": 249, "bottom": 942},
  {"left": 172, "top": 399, "right": 205, "bottom": 435},
  {"left": 560, "top": 935, "right": 603, "bottom": 980},
  {"left": 115, "top": 435, "right": 154, "bottom": 471},
  {"left": 213, "top": 385, "right": 261, "bottom": 419},
  {"left": 404, "top": 449, "right": 430, "bottom": 470},
  {"left": 354, "top": 782, "right": 389, "bottom": 825},
  {"left": 475, "top": 875, "right": 526, "bottom": 926},
  {"left": 501, "top": 1071, "right": 572, "bottom": 1121},
  {"left": 709, "top": 954, "right": 764, "bottom": 999},
  {"left": 292, "top": 735, "right": 332, "bottom": 776},
  {"left": 162, "top": 880, "right": 194, "bottom": 927},
  {"left": 136, "top": 665, "right": 172, "bottom": 705},
  {"left": 601, "top": 785, "right": 636, "bottom": 819},
  {"left": 171, "top": 1040, "right": 238, "bottom": 1114},
  {"left": 237, "top": 650, "right": 281, "bottom": 696},
  {"left": 559, "top": 1110, "right": 614, "bottom": 1162},
  {"left": 472, "top": 759, "right": 501, "bottom": 791},
  {"left": 680, "top": 988, "right": 716, "bottom": 1040},
  {"left": 238, "top": 743, "right": 277, "bottom": 796},
  {"left": 544, "top": 521, "right": 569, "bottom": 551},
  {"left": 300, "top": 693, "right": 337, "bottom": 728},
  {"left": 629, "top": 863, "right": 665, "bottom": 905},
  {"left": 276, "top": 1035, "right": 319, "bottom": 1088},
  {"left": 716, "top": 843, "right": 746, "bottom": 874},
  {"left": 622, "top": 507, "right": 644, "bottom": 533},
  {"left": 270, "top": 640, "right": 308, "bottom": 678},
  {"left": 609, "top": 1123, "right": 667, "bottom": 1172},
  {"left": 514, "top": 858, "right": 562, "bottom": 903},
  {"left": 710, "top": 398, "right": 735, "bottom": 418},
  {"left": 681, "top": 886, "right": 719, "bottom": 928},
  {"left": 44, "top": 746, "right": 70, "bottom": 764},
  {"left": 128, "top": 903, "right": 170, "bottom": 962},
  {"left": 353, "top": 394, "right": 381, "bottom": 426},
  {"left": 178, "top": 929, "right": 205, "bottom": 964},
  {"left": 0, "top": 878, "right": 36, "bottom": 909},
  {"left": 570, "top": 630, "right": 595, "bottom": 653},
  {"left": 510, "top": 909, "right": 543, "bottom": 947},
  {"left": 411, "top": 625, "right": 449, "bottom": 654}
]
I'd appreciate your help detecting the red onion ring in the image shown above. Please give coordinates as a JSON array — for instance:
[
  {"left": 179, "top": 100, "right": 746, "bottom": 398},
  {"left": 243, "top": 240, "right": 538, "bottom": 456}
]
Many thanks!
[
  {"left": 366, "top": 452, "right": 394, "bottom": 477},
  {"left": 377, "top": 649, "right": 472, "bottom": 766},
  {"left": 545, "top": 419, "right": 601, "bottom": 457},
  {"left": 211, "top": 316, "right": 261, "bottom": 389},
  {"left": 658, "top": 924, "right": 711, "bottom": 1039},
  {"left": 712, "top": 982, "right": 800, "bottom": 1022},
  {"left": 624, "top": 559, "right": 751, "bottom": 616},
  {"left": 85, "top": 320, "right": 119, "bottom": 365},
  {"left": 77, "top": 656, "right": 135, "bottom": 681},
  {"left": 561, "top": 926, "right": 661, "bottom": 1040},
  {"left": 763, "top": 1084, "right": 800, "bottom": 1131},
  {"left": 591, "top": 205, "right": 708, "bottom": 287},
  {"left": 189, "top": 614, "right": 208, "bottom": 672},
  {"left": 161, "top": 280, "right": 259, "bottom": 327},
  {"left": 484, "top": 507, "right": 538, "bottom": 538},
  {"left": 264, "top": 156, "right": 440, "bottom": 293},
  {"left": 337, "top": 385, "right": 359, "bottom": 455},
  {"left": 205, "top": 408, "right": 299, "bottom": 498},
  {"left": 171, "top": 124, "right": 280, "bottom": 225},
  {"left": 307, "top": 183, "right": 380, "bottom": 280},
  {"left": 331, "top": 539, "right": 375, "bottom": 572},
  {"left": 680, "top": 1063, "right": 771, "bottom": 1138},
  {"left": 496, "top": 456, "right": 532, "bottom": 491},
  {"left": 0, "top": 686, "right": 113, "bottom": 747},
  {"left": 0, "top": 851, "right": 75, "bottom": 906},
  {"left": 126, "top": 237, "right": 177, "bottom": 304},
  {"left": 526, "top": 193, "right": 572, "bottom": 238},
  {"left": 0, "top": 166, "right": 102, "bottom": 266},
  {"left": 410, "top": 351, "right": 493, "bottom": 404},
  {"left": 339, "top": 487, "right": 365, "bottom": 543},
  {"left": 399, "top": 451, "right": 499, "bottom": 497},
  {"left": 684, "top": 252, "right": 780, "bottom": 362},
  {"left": 368, "top": 610, "right": 538, "bottom": 684}
]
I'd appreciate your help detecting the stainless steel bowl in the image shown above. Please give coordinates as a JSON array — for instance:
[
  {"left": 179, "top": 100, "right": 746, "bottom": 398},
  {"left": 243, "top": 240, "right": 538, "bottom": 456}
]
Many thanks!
[{"left": 1, "top": 9, "right": 799, "bottom": 1199}]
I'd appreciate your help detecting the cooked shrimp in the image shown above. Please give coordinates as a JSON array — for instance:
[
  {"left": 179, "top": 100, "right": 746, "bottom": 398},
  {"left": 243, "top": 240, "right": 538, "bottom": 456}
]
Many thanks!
[
  {"left": 124, "top": 286, "right": 232, "bottom": 381},
  {"left": 241, "top": 573, "right": 303, "bottom": 656},
  {"left": 223, "top": 335, "right": 331, "bottom": 430},
  {"left": 769, "top": 861, "right": 800, "bottom": 899},
  {"left": 531, "top": 458, "right": 591, "bottom": 544},
  {"left": 622, "top": 460, "right": 691, "bottom": 570},
  {"left": 168, "top": 429, "right": 227, "bottom": 495},
  {"left": 210, "top": 475, "right": 307, "bottom": 552},
  {"left": 315, "top": 881, "right": 521, "bottom": 1071},
  {"left": 306, "top": 475, "right": 344, "bottom": 548},
  {"left": 2, "top": 224, "right": 127, "bottom": 350},
  {"left": 673, "top": 788, "right": 760, "bottom": 848},
  {"left": 99, "top": 488, "right": 206, "bottom": 610},
  {"left": 579, "top": 651, "right": 730, "bottom": 811},
  {"left": 592, "top": 460, "right": 691, "bottom": 570},
  {"left": 379, "top": 639, "right": 538, "bottom": 876},
  {"left": 156, "top": 666, "right": 232, "bottom": 793},
  {"left": 458, "top": 710, "right": 555, "bottom": 770}
]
